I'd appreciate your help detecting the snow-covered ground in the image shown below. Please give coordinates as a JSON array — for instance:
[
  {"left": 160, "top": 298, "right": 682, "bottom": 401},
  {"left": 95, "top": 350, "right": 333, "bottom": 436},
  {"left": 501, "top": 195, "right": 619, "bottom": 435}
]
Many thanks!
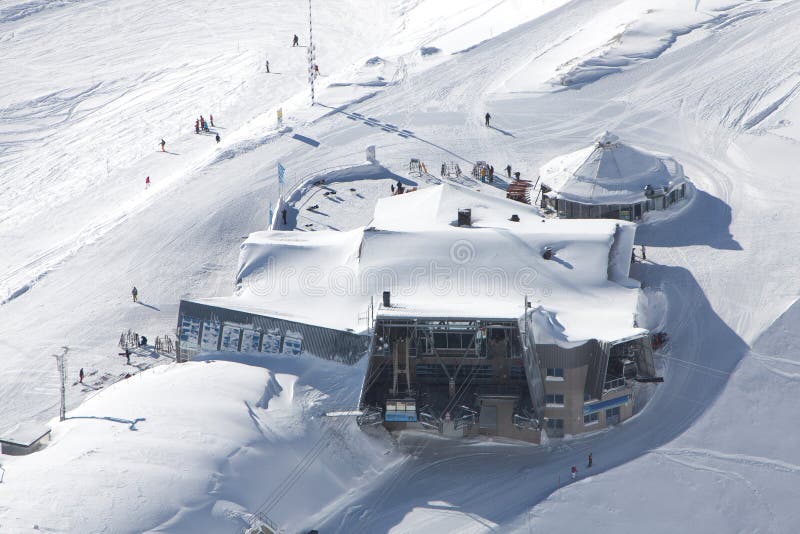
[{"left": 3, "top": 0, "right": 800, "bottom": 532}]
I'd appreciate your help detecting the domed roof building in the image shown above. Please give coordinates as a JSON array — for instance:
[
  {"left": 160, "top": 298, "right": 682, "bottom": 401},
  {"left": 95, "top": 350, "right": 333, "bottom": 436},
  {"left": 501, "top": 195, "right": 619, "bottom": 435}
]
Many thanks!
[{"left": 538, "top": 132, "right": 690, "bottom": 221}]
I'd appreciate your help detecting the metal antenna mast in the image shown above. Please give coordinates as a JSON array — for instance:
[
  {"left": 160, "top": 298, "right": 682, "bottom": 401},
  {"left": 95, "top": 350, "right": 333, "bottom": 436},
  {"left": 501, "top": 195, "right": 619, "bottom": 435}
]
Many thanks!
[
  {"left": 307, "top": 0, "right": 316, "bottom": 105},
  {"left": 53, "top": 346, "right": 68, "bottom": 421}
]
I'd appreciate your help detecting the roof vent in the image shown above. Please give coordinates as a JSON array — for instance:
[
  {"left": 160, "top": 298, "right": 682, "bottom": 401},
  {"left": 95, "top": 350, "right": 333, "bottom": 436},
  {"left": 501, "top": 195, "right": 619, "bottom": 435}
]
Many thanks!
[
  {"left": 542, "top": 247, "right": 553, "bottom": 260},
  {"left": 510, "top": 214, "right": 520, "bottom": 222}
]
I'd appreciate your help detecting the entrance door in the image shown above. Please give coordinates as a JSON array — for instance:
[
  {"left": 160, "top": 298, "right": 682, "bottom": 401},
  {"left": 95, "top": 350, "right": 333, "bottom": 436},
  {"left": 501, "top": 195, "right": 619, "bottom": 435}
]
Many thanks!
[
  {"left": 606, "top": 406, "right": 621, "bottom": 425},
  {"left": 479, "top": 405, "right": 497, "bottom": 431}
]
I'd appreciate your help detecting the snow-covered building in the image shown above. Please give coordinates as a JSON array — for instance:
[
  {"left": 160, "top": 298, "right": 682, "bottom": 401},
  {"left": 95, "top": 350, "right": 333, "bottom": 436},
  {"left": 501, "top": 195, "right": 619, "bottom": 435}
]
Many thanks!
[
  {"left": 538, "top": 132, "right": 690, "bottom": 221},
  {"left": 357, "top": 185, "right": 657, "bottom": 441},
  {"left": 176, "top": 182, "right": 657, "bottom": 442},
  {"left": 0, "top": 423, "right": 51, "bottom": 455}
]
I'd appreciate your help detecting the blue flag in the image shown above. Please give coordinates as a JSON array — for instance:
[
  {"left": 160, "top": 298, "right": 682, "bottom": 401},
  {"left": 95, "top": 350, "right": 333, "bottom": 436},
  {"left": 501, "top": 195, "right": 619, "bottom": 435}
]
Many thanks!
[{"left": 278, "top": 162, "right": 286, "bottom": 185}]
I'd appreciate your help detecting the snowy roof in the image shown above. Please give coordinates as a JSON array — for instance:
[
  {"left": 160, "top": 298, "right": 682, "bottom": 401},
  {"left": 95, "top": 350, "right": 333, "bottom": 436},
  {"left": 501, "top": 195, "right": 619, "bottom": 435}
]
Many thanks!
[
  {"left": 218, "top": 184, "right": 644, "bottom": 346},
  {"left": 540, "top": 131, "right": 687, "bottom": 205},
  {"left": 0, "top": 422, "right": 50, "bottom": 447}
]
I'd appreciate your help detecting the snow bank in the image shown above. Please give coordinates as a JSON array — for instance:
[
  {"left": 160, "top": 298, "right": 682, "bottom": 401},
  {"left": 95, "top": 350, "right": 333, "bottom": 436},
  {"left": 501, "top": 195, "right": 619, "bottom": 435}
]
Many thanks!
[{"left": 0, "top": 358, "right": 392, "bottom": 532}]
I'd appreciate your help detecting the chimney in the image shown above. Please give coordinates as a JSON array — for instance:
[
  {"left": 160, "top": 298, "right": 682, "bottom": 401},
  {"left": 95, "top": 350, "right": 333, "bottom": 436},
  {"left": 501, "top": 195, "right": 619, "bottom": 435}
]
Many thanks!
[
  {"left": 382, "top": 291, "right": 391, "bottom": 307},
  {"left": 457, "top": 208, "right": 471, "bottom": 227}
]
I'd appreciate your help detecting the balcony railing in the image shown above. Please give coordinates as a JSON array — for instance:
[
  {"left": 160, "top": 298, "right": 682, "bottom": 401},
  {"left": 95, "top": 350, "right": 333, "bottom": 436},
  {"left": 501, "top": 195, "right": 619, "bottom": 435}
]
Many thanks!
[{"left": 604, "top": 376, "right": 626, "bottom": 391}]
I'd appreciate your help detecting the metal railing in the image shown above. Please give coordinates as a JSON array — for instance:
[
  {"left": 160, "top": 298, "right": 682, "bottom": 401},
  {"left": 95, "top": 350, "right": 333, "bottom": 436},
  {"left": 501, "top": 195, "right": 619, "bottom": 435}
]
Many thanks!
[{"left": 604, "top": 376, "right": 626, "bottom": 391}]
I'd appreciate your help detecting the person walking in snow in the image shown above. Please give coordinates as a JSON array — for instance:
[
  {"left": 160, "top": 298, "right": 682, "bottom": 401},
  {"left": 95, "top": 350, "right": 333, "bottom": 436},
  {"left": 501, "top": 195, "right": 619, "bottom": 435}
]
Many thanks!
[
  {"left": 505, "top": 164, "right": 512, "bottom": 178},
  {"left": 588, "top": 452, "right": 593, "bottom": 468},
  {"left": 313, "top": 64, "right": 320, "bottom": 76},
  {"left": 215, "top": 133, "right": 220, "bottom": 143},
  {"left": 200, "top": 116, "right": 206, "bottom": 132},
  {"left": 571, "top": 465, "right": 577, "bottom": 480},
  {"left": 195, "top": 119, "right": 200, "bottom": 134},
  {"left": 79, "top": 368, "right": 84, "bottom": 383},
  {"left": 265, "top": 59, "right": 270, "bottom": 73},
  {"left": 489, "top": 165, "right": 494, "bottom": 183},
  {"left": 485, "top": 112, "right": 491, "bottom": 127},
  {"left": 292, "top": 34, "right": 299, "bottom": 47},
  {"left": 160, "top": 139, "right": 166, "bottom": 152},
  {"left": 210, "top": 114, "right": 214, "bottom": 127},
  {"left": 145, "top": 176, "right": 151, "bottom": 189},
  {"left": 131, "top": 286, "right": 138, "bottom": 303}
]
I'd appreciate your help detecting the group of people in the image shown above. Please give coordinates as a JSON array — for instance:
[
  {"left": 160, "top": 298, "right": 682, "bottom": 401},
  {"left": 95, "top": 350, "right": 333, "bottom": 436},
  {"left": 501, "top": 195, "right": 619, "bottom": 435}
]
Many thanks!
[
  {"left": 570, "top": 452, "right": 594, "bottom": 480},
  {"left": 195, "top": 114, "right": 214, "bottom": 134},
  {"left": 193, "top": 114, "right": 221, "bottom": 144},
  {"left": 478, "top": 164, "right": 495, "bottom": 183}
]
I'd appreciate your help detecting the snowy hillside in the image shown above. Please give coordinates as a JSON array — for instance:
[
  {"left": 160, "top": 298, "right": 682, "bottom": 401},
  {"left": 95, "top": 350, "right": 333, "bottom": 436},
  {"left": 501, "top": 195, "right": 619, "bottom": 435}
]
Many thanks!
[{"left": 3, "top": 0, "right": 800, "bottom": 532}]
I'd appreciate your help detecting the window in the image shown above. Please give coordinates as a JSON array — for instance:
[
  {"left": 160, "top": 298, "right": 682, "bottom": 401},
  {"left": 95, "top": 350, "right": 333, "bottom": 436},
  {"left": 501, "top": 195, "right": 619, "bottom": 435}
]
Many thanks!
[
  {"left": 606, "top": 406, "right": 621, "bottom": 425},
  {"left": 545, "top": 394, "right": 565, "bottom": 406},
  {"left": 545, "top": 417, "right": 564, "bottom": 437},
  {"left": 546, "top": 418, "right": 563, "bottom": 429},
  {"left": 510, "top": 364, "right": 525, "bottom": 379},
  {"left": 546, "top": 368, "right": 564, "bottom": 380},
  {"left": 584, "top": 413, "right": 599, "bottom": 425}
]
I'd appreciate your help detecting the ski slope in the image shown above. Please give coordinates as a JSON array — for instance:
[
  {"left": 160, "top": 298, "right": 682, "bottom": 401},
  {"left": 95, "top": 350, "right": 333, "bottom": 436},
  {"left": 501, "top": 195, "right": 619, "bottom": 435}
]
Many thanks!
[{"left": 3, "top": 0, "right": 800, "bottom": 532}]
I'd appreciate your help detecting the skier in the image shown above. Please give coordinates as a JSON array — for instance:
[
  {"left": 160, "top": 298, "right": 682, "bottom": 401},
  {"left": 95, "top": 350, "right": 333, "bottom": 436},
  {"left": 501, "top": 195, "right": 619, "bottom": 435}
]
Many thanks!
[
  {"left": 505, "top": 164, "right": 512, "bottom": 178},
  {"left": 641, "top": 245, "right": 647, "bottom": 261},
  {"left": 210, "top": 114, "right": 214, "bottom": 127},
  {"left": 215, "top": 133, "right": 221, "bottom": 143},
  {"left": 480, "top": 167, "right": 486, "bottom": 182},
  {"left": 145, "top": 176, "right": 151, "bottom": 189},
  {"left": 485, "top": 112, "right": 491, "bottom": 127},
  {"left": 281, "top": 208, "right": 287, "bottom": 225},
  {"left": 588, "top": 452, "right": 593, "bottom": 468},
  {"left": 131, "top": 286, "right": 138, "bottom": 303},
  {"left": 571, "top": 465, "right": 577, "bottom": 480},
  {"left": 79, "top": 368, "right": 84, "bottom": 383},
  {"left": 265, "top": 59, "right": 270, "bottom": 73},
  {"left": 292, "top": 34, "right": 299, "bottom": 47},
  {"left": 195, "top": 119, "right": 200, "bottom": 134},
  {"left": 314, "top": 64, "right": 320, "bottom": 76},
  {"left": 160, "top": 139, "right": 166, "bottom": 152},
  {"left": 200, "top": 116, "right": 206, "bottom": 132},
  {"left": 391, "top": 184, "right": 395, "bottom": 194}
]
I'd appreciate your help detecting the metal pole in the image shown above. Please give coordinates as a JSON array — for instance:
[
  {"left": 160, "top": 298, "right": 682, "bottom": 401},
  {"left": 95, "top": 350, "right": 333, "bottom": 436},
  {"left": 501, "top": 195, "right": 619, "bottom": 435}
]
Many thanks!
[
  {"left": 53, "top": 347, "right": 68, "bottom": 422},
  {"left": 307, "top": 0, "right": 316, "bottom": 105}
]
